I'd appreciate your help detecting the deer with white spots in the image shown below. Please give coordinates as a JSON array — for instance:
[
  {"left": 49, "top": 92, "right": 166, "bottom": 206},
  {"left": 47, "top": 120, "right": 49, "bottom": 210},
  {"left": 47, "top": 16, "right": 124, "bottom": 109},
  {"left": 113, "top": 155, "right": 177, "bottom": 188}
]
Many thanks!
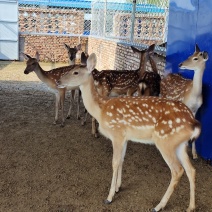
[
  {"left": 160, "top": 44, "right": 208, "bottom": 159},
  {"left": 131, "top": 45, "right": 161, "bottom": 96},
  {"left": 92, "top": 44, "right": 157, "bottom": 97},
  {"left": 88, "top": 44, "right": 157, "bottom": 137},
  {"left": 57, "top": 53, "right": 201, "bottom": 212},
  {"left": 22, "top": 51, "right": 86, "bottom": 127}
]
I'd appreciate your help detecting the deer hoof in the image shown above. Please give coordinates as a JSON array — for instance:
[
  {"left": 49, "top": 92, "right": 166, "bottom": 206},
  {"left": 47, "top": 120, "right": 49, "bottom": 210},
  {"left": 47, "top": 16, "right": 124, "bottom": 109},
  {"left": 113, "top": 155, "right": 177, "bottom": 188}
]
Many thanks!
[
  {"left": 152, "top": 209, "right": 157, "bottom": 212},
  {"left": 95, "top": 133, "right": 99, "bottom": 138},
  {"left": 104, "top": 199, "right": 112, "bottom": 204},
  {"left": 60, "top": 123, "right": 64, "bottom": 128},
  {"left": 66, "top": 116, "right": 71, "bottom": 119}
]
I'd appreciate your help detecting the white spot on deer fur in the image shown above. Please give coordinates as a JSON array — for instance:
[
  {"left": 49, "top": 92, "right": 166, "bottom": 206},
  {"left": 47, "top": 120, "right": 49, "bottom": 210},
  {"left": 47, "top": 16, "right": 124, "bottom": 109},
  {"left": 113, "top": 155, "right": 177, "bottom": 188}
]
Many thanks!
[
  {"left": 111, "top": 105, "right": 114, "bottom": 109},
  {"left": 111, "top": 119, "right": 117, "bottom": 123},
  {"left": 182, "top": 118, "right": 186, "bottom": 122},
  {"left": 161, "top": 129, "right": 164, "bottom": 134},
  {"left": 165, "top": 111, "right": 170, "bottom": 114},
  {"left": 168, "top": 120, "right": 172, "bottom": 125},
  {"left": 176, "top": 118, "right": 181, "bottom": 123},
  {"left": 106, "top": 112, "right": 113, "bottom": 117}
]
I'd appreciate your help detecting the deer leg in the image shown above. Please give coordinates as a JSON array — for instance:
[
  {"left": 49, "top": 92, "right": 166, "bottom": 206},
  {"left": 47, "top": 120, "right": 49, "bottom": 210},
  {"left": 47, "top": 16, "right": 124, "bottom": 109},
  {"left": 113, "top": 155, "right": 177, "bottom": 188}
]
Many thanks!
[
  {"left": 76, "top": 89, "right": 81, "bottom": 120},
  {"left": 66, "top": 89, "right": 75, "bottom": 119},
  {"left": 115, "top": 141, "right": 128, "bottom": 193},
  {"left": 191, "top": 142, "right": 198, "bottom": 160},
  {"left": 105, "top": 139, "right": 126, "bottom": 204},
  {"left": 153, "top": 142, "right": 184, "bottom": 212},
  {"left": 53, "top": 93, "right": 60, "bottom": 125},
  {"left": 92, "top": 117, "right": 99, "bottom": 138},
  {"left": 59, "top": 89, "right": 65, "bottom": 127},
  {"left": 177, "top": 142, "right": 196, "bottom": 212},
  {"left": 81, "top": 109, "right": 88, "bottom": 126}
]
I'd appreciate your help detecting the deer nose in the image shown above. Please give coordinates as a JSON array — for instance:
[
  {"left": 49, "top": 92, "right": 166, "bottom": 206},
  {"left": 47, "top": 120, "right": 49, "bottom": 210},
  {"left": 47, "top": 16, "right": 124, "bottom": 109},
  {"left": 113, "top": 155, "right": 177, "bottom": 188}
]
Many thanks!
[
  {"left": 178, "top": 63, "right": 182, "bottom": 67},
  {"left": 24, "top": 70, "right": 29, "bottom": 74}
]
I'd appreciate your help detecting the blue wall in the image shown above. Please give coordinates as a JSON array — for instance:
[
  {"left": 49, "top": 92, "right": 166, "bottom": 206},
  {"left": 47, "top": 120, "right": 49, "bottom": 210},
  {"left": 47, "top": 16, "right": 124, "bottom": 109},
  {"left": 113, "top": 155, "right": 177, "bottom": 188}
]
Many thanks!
[{"left": 166, "top": 0, "right": 212, "bottom": 160}]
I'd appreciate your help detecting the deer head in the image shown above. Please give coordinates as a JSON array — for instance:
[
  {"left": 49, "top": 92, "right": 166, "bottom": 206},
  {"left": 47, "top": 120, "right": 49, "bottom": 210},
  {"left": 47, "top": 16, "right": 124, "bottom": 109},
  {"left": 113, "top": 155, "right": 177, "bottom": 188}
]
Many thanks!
[
  {"left": 179, "top": 44, "right": 208, "bottom": 71},
  {"left": 57, "top": 53, "right": 97, "bottom": 88},
  {"left": 64, "top": 43, "right": 81, "bottom": 64},
  {"left": 22, "top": 52, "right": 40, "bottom": 74}
]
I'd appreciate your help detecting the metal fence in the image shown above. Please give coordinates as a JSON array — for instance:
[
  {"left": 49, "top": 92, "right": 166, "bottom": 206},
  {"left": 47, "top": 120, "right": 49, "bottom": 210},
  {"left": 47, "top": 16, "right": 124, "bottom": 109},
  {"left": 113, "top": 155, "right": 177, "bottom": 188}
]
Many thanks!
[{"left": 18, "top": 0, "right": 169, "bottom": 46}]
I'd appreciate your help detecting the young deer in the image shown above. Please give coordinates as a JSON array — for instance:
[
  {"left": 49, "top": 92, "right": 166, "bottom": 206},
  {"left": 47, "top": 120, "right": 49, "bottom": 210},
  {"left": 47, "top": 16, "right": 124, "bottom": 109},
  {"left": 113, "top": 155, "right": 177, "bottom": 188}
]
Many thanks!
[
  {"left": 131, "top": 45, "right": 161, "bottom": 96},
  {"left": 160, "top": 44, "right": 208, "bottom": 159},
  {"left": 22, "top": 52, "right": 85, "bottom": 127},
  {"left": 57, "top": 53, "right": 201, "bottom": 212},
  {"left": 64, "top": 43, "right": 83, "bottom": 121}
]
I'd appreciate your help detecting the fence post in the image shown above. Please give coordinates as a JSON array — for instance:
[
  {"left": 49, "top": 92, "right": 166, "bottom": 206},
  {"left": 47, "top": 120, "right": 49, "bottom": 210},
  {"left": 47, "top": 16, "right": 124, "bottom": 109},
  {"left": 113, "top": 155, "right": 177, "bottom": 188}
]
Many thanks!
[
  {"left": 103, "top": 0, "right": 107, "bottom": 37},
  {"left": 130, "top": 0, "right": 136, "bottom": 43}
]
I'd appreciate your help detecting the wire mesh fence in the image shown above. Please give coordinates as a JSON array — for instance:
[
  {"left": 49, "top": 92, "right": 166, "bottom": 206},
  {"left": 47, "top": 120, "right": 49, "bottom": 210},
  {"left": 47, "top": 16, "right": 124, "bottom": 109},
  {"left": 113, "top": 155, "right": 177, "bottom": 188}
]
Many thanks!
[
  {"left": 18, "top": 0, "right": 92, "bottom": 36},
  {"left": 18, "top": 0, "right": 169, "bottom": 46},
  {"left": 91, "top": 0, "right": 169, "bottom": 47}
]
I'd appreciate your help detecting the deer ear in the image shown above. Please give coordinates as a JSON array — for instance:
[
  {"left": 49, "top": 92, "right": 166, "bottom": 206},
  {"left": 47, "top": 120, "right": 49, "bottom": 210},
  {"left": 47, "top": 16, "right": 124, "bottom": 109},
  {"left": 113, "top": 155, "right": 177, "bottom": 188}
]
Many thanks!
[
  {"left": 64, "top": 43, "right": 69, "bottom": 50},
  {"left": 202, "top": 51, "right": 209, "bottom": 61},
  {"left": 148, "top": 44, "right": 155, "bottom": 54},
  {"left": 131, "top": 46, "right": 140, "bottom": 53},
  {"left": 86, "top": 53, "right": 97, "bottom": 72},
  {"left": 21, "top": 52, "right": 31, "bottom": 60},
  {"left": 35, "top": 51, "right": 40, "bottom": 61},
  {"left": 75, "top": 44, "right": 81, "bottom": 51},
  {"left": 195, "top": 44, "right": 200, "bottom": 53}
]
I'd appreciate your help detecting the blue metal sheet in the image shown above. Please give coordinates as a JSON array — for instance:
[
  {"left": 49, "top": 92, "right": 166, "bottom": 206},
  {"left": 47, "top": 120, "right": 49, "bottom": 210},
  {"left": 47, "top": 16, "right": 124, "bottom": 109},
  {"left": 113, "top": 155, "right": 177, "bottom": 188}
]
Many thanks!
[{"left": 166, "top": 0, "right": 212, "bottom": 160}]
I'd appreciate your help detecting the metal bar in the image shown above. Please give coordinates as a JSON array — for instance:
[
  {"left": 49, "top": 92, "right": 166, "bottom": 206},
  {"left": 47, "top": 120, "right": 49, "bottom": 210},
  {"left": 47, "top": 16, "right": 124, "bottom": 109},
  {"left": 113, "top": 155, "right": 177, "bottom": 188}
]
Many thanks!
[
  {"left": 0, "top": 0, "right": 17, "bottom": 3},
  {"left": 130, "top": 0, "right": 136, "bottom": 43},
  {"left": 0, "top": 20, "right": 18, "bottom": 23},
  {"left": 0, "top": 39, "right": 18, "bottom": 42}
]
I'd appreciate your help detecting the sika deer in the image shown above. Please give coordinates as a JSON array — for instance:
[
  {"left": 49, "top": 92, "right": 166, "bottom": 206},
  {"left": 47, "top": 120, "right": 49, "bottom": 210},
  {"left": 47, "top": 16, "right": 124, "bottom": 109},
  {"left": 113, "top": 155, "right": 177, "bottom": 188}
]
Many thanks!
[
  {"left": 92, "top": 44, "right": 155, "bottom": 97},
  {"left": 89, "top": 45, "right": 156, "bottom": 137},
  {"left": 131, "top": 45, "right": 161, "bottom": 96},
  {"left": 57, "top": 53, "right": 201, "bottom": 212},
  {"left": 64, "top": 43, "right": 83, "bottom": 121},
  {"left": 64, "top": 43, "right": 81, "bottom": 65},
  {"left": 22, "top": 52, "right": 85, "bottom": 127},
  {"left": 160, "top": 44, "right": 208, "bottom": 159}
]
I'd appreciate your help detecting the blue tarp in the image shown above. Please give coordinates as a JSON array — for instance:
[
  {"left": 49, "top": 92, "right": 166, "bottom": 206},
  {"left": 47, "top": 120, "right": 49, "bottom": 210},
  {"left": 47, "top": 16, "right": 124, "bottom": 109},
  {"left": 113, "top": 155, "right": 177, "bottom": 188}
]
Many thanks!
[{"left": 18, "top": 0, "right": 165, "bottom": 13}]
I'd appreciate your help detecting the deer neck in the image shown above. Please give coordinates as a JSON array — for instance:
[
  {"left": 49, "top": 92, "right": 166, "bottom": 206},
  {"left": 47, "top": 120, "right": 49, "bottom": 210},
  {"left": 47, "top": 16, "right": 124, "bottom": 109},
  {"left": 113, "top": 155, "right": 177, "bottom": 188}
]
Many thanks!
[
  {"left": 190, "top": 65, "right": 205, "bottom": 97},
  {"left": 79, "top": 75, "right": 105, "bottom": 121},
  {"left": 34, "top": 63, "right": 49, "bottom": 83},
  {"left": 139, "top": 55, "right": 147, "bottom": 77}
]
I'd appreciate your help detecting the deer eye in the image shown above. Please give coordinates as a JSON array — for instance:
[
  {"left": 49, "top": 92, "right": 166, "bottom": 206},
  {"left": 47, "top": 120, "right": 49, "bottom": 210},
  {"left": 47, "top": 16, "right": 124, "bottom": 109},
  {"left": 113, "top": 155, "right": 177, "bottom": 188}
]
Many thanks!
[
  {"left": 193, "top": 57, "right": 198, "bottom": 61},
  {"left": 73, "top": 72, "right": 78, "bottom": 75}
]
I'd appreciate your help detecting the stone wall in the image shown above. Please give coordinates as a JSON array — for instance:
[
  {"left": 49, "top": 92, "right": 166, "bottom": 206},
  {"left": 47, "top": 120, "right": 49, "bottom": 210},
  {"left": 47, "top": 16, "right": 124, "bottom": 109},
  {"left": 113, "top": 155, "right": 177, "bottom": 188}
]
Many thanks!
[{"left": 19, "top": 35, "right": 88, "bottom": 63}]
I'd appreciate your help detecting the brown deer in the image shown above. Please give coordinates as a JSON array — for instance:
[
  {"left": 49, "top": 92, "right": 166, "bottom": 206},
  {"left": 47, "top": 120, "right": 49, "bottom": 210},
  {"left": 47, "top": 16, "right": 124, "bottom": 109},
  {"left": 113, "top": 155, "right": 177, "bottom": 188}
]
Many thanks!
[
  {"left": 83, "top": 44, "right": 157, "bottom": 137},
  {"left": 160, "top": 44, "right": 208, "bottom": 159},
  {"left": 64, "top": 43, "right": 83, "bottom": 121},
  {"left": 22, "top": 52, "right": 85, "bottom": 127},
  {"left": 92, "top": 44, "right": 156, "bottom": 97},
  {"left": 131, "top": 45, "right": 161, "bottom": 96},
  {"left": 57, "top": 53, "right": 201, "bottom": 212}
]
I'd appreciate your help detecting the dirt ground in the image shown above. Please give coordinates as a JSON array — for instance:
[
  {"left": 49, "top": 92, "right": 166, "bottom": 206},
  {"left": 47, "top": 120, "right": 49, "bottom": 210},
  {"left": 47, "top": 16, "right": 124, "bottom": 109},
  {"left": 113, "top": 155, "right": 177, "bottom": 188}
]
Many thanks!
[{"left": 0, "top": 61, "right": 212, "bottom": 212}]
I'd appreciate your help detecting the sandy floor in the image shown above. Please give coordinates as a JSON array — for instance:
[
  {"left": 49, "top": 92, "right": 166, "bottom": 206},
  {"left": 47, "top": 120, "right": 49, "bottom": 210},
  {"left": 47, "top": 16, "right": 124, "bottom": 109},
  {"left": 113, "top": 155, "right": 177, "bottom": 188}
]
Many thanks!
[{"left": 0, "top": 61, "right": 212, "bottom": 212}]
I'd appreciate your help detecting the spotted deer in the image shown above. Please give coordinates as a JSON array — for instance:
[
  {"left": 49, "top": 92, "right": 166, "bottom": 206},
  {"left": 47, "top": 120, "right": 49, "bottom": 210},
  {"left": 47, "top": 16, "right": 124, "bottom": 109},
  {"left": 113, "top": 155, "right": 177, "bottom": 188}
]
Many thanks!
[
  {"left": 22, "top": 52, "right": 86, "bottom": 127},
  {"left": 92, "top": 44, "right": 156, "bottom": 97},
  {"left": 57, "top": 53, "right": 201, "bottom": 212},
  {"left": 160, "top": 44, "right": 208, "bottom": 159},
  {"left": 88, "top": 44, "right": 156, "bottom": 137},
  {"left": 131, "top": 45, "right": 161, "bottom": 96}
]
